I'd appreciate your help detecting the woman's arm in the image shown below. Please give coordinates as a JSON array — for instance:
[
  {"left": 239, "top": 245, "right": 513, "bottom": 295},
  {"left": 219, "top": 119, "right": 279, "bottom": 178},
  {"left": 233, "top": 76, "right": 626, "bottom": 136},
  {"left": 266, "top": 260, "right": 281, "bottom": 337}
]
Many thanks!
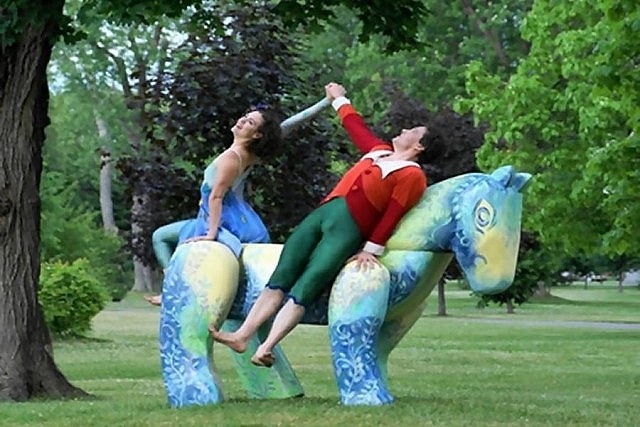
[{"left": 185, "top": 152, "right": 241, "bottom": 242}]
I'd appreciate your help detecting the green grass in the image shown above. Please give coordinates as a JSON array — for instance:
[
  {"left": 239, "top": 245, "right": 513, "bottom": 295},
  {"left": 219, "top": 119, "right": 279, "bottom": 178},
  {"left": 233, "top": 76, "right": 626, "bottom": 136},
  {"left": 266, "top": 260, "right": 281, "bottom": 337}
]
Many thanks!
[
  {"left": 2, "top": 285, "right": 639, "bottom": 426},
  {"left": 440, "top": 281, "right": 640, "bottom": 323}
]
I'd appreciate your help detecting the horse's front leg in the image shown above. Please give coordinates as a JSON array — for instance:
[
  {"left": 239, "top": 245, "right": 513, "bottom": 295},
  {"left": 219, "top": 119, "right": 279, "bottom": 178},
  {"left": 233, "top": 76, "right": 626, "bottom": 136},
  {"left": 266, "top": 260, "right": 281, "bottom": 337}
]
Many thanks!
[
  {"left": 328, "top": 262, "right": 392, "bottom": 405},
  {"left": 376, "top": 251, "right": 453, "bottom": 382},
  {"left": 159, "top": 241, "right": 239, "bottom": 408}
]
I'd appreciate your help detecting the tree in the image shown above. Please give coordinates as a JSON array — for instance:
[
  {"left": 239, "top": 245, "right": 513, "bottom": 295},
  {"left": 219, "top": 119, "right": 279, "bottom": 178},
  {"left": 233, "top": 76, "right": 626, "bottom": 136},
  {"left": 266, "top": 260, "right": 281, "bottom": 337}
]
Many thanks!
[
  {"left": 0, "top": 0, "right": 82, "bottom": 401},
  {"left": 298, "top": 0, "right": 532, "bottom": 115},
  {"left": 459, "top": 0, "right": 640, "bottom": 259},
  {"left": 0, "top": 0, "right": 430, "bottom": 402},
  {"left": 52, "top": 12, "right": 191, "bottom": 292}
]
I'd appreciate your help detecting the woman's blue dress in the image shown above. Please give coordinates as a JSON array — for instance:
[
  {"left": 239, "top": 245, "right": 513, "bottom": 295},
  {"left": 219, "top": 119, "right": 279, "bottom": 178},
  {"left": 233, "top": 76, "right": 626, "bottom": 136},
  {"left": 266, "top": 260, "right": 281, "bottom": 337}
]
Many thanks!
[{"left": 177, "top": 156, "right": 270, "bottom": 257}]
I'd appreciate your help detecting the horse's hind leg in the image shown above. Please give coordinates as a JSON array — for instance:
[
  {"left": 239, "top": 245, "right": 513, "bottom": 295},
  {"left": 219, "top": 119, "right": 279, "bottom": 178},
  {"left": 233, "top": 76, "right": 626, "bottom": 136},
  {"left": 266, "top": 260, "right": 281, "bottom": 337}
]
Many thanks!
[
  {"left": 222, "top": 319, "right": 304, "bottom": 399},
  {"left": 328, "top": 262, "right": 392, "bottom": 405},
  {"left": 159, "top": 241, "right": 239, "bottom": 407}
]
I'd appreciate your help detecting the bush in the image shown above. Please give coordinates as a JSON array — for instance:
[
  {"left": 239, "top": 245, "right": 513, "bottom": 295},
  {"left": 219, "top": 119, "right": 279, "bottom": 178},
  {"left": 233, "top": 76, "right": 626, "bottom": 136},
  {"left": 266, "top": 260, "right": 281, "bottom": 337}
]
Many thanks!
[{"left": 39, "top": 259, "right": 109, "bottom": 337}]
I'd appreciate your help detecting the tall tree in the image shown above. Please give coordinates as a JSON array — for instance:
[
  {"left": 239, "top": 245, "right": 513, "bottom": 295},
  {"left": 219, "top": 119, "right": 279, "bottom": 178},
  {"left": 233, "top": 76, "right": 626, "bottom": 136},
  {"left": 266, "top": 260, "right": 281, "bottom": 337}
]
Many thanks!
[
  {"left": 0, "top": 0, "right": 82, "bottom": 400},
  {"left": 459, "top": 0, "right": 640, "bottom": 258},
  {"left": 52, "top": 14, "right": 188, "bottom": 292},
  {"left": 0, "top": 0, "right": 430, "bottom": 401},
  {"left": 299, "top": 0, "right": 532, "bottom": 113}
]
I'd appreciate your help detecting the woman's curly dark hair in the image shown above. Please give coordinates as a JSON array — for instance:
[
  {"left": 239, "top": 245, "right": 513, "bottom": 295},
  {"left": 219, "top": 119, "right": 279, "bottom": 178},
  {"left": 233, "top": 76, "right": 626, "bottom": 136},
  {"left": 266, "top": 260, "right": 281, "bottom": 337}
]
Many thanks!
[{"left": 248, "top": 106, "right": 282, "bottom": 162}]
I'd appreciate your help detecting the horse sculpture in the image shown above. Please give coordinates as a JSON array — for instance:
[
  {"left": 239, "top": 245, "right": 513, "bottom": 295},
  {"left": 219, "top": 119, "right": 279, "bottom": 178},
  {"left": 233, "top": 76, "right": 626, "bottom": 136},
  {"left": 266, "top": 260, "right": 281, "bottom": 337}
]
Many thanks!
[{"left": 158, "top": 165, "right": 531, "bottom": 407}]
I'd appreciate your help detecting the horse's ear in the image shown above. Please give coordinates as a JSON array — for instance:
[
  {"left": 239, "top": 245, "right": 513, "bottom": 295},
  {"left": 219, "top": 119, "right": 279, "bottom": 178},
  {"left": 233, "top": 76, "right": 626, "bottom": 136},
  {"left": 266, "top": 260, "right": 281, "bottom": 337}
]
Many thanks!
[
  {"left": 509, "top": 172, "right": 532, "bottom": 192},
  {"left": 490, "top": 165, "right": 515, "bottom": 187}
]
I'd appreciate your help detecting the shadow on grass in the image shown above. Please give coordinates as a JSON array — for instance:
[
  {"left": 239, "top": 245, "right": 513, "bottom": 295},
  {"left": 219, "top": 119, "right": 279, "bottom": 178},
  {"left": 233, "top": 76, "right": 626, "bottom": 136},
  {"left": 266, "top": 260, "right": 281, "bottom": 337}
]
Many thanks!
[
  {"left": 52, "top": 334, "right": 111, "bottom": 344},
  {"left": 223, "top": 394, "right": 322, "bottom": 404}
]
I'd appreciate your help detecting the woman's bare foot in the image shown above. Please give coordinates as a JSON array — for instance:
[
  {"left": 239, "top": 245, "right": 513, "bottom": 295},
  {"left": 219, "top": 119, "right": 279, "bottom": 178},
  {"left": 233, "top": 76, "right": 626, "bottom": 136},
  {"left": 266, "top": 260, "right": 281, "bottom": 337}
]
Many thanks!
[
  {"left": 208, "top": 326, "right": 248, "bottom": 354},
  {"left": 144, "top": 294, "right": 162, "bottom": 306}
]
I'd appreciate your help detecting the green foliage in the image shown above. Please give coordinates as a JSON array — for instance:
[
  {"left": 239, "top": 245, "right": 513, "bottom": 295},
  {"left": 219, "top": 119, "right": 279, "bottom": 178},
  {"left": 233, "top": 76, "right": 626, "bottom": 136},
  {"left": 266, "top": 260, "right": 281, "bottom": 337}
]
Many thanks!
[
  {"left": 40, "top": 171, "right": 132, "bottom": 301},
  {"left": 299, "top": 0, "right": 532, "bottom": 113},
  {"left": 0, "top": 0, "right": 65, "bottom": 46},
  {"left": 76, "top": 0, "right": 195, "bottom": 25},
  {"left": 45, "top": 87, "right": 131, "bottom": 230},
  {"left": 274, "top": 0, "right": 427, "bottom": 52},
  {"left": 39, "top": 258, "right": 109, "bottom": 337},
  {"left": 459, "top": 0, "right": 640, "bottom": 258},
  {"left": 45, "top": 83, "right": 136, "bottom": 301}
]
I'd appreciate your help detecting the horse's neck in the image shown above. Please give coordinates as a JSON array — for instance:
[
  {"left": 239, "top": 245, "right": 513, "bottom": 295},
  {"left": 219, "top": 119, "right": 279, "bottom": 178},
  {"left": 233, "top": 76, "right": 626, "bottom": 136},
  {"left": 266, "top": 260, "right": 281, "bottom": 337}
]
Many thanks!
[{"left": 386, "top": 174, "right": 481, "bottom": 252}]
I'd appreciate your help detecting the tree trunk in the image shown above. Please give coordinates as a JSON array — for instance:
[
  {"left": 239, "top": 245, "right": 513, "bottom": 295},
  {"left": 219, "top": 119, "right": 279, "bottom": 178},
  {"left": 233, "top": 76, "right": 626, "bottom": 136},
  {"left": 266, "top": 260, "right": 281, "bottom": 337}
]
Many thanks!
[
  {"left": 95, "top": 114, "right": 118, "bottom": 232},
  {"left": 437, "top": 277, "right": 447, "bottom": 316},
  {"left": 131, "top": 192, "right": 161, "bottom": 292},
  {"left": 506, "top": 299, "right": 515, "bottom": 314},
  {"left": 133, "top": 259, "right": 162, "bottom": 292},
  {"left": 534, "top": 281, "right": 550, "bottom": 297},
  {"left": 618, "top": 275, "right": 624, "bottom": 293},
  {"left": 0, "top": 6, "right": 88, "bottom": 401}
]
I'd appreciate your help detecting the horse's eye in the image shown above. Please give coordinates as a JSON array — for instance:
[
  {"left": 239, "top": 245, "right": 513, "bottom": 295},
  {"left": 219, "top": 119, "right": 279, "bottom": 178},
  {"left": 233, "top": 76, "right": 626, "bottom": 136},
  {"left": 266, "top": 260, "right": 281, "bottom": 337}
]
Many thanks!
[{"left": 475, "top": 199, "right": 494, "bottom": 228}]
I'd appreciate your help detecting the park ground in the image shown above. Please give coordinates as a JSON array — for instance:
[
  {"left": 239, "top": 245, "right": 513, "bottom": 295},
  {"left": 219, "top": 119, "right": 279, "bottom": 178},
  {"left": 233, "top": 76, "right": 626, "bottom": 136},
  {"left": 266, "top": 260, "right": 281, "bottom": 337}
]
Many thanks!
[{"left": 2, "top": 283, "right": 639, "bottom": 426}]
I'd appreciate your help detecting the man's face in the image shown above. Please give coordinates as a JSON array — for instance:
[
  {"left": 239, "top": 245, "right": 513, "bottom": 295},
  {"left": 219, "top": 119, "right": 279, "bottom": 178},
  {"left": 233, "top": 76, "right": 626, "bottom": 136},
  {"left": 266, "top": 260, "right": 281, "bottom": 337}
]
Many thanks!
[{"left": 392, "top": 126, "right": 428, "bottom": 152}]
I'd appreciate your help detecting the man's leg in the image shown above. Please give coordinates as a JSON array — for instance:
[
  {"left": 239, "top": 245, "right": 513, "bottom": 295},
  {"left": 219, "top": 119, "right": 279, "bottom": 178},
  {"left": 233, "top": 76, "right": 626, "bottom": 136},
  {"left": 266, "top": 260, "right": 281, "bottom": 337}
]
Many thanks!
[
  {"left": 252, "top": 299, "right": 305, "bottom": 367},
  {"left": 251, "top": 198, "right": 363, "bottom": 366},
  {"left": 209, "top": 287, "right": 285, "bottom": 353},
  {"left": 210, "top": 205, "right": 327, "bottom": 350}
]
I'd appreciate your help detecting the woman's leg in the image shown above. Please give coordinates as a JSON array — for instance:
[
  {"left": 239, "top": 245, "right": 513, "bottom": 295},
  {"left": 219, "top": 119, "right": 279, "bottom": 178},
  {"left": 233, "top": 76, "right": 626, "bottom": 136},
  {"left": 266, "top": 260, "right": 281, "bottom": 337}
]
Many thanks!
[
  {"left": 152, "top": 220, "right": 188, "bottom": 268},
  {"left": 146, "top": 220, "right": 190, "bottom": 305}
]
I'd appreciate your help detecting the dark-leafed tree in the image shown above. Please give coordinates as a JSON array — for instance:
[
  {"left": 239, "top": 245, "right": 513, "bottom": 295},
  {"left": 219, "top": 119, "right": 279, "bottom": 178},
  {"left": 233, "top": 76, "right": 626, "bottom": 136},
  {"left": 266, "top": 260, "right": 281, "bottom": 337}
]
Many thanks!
[{"left": 122, "top": 4, "right": 349, "bottom": 267}]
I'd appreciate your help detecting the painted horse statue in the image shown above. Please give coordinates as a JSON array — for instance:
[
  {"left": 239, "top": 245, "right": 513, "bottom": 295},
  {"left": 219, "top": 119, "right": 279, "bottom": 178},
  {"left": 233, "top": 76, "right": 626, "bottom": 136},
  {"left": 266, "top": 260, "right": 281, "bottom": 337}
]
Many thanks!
[{"left": 158, "top": 163, "right": 531, "bottom": 407}]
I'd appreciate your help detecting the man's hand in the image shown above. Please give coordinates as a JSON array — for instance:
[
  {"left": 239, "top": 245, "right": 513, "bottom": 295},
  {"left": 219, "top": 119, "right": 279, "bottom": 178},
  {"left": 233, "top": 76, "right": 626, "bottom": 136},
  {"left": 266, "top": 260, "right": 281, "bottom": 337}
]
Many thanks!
[
  {"left": 347, "top": 250, "right": 381, "bottom": 271},
  {"left": 325, "top": 82, "right": 347, "bottom": 101}
]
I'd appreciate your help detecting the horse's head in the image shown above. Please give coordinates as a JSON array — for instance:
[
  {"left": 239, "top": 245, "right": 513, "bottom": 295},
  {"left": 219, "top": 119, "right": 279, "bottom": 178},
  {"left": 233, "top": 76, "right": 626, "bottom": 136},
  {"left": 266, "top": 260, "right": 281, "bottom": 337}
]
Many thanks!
[{"left": 450, "top": 166, "right": 531, "bottom": 294}]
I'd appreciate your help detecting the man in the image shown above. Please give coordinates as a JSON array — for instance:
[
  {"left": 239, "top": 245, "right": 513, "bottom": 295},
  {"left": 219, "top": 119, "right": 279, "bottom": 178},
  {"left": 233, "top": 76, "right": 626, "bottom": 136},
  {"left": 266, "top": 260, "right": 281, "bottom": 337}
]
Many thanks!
[{"left": 210, "top": 82, "right": 429, "bottom": 367}]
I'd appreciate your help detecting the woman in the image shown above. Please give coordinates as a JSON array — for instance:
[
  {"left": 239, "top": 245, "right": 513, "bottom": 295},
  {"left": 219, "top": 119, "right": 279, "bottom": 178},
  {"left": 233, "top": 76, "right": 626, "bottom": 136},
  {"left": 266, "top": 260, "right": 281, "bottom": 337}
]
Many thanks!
[{"left": 145, "top": 106, "right": 282, "bottom": 305}]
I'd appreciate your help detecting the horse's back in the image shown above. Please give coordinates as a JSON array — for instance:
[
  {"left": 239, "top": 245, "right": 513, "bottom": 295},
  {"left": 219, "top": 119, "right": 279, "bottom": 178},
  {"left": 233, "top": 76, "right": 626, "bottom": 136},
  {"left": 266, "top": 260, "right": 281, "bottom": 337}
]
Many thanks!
[{"left": 227, "top": 243, "right": 331, "bottom": 325}]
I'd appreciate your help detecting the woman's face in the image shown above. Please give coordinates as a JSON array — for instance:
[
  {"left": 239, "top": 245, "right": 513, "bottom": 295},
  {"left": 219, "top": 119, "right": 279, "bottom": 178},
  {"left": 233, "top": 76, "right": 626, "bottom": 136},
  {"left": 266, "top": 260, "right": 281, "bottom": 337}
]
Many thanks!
[{"left": 232, "top": 110, "right": 264, "bottom": 141}]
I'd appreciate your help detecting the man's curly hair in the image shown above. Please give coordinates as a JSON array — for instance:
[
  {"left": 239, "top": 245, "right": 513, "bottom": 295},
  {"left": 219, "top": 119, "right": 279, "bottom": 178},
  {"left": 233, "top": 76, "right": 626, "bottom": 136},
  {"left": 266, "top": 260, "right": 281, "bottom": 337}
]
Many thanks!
[{"left": 247, "top": 107, "right": 282, "bottom": 162}]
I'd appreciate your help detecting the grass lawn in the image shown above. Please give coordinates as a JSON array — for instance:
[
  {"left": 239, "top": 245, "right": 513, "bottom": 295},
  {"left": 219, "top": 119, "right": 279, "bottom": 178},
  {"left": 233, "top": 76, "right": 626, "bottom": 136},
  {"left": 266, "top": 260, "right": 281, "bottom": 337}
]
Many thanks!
[{"left": 2, "top": 284, "right": 639, "bottom": 426}]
